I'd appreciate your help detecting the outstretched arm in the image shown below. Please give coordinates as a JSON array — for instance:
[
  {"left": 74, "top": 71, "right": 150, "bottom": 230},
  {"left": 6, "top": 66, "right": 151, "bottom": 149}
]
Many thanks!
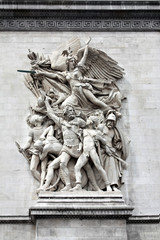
[
  {"left": 45, "top": 99, "right": 60, "bottom": 127},
  {"left": 78, "top": 38, "right": 91, "bottom": 67},
  {"left": 35, "top": 70, "right": 58, "bottom": 79},
  {"left": 95, "top": 134, "right": 106, "bottom": 146}
]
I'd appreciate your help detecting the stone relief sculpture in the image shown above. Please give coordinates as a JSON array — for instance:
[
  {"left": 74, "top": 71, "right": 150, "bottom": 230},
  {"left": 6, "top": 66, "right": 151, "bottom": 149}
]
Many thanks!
[{"left": 16, "top": 37, "right": 128, "bottom": 193}]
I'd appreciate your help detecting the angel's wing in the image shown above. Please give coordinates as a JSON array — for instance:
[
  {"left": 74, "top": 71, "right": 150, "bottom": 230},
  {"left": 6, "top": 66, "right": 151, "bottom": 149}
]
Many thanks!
[
  {"left": 77, "top": 47, "right": 124, "bottom": 81},
  {"left": 24, "top": 74, "right": 40, "bottom": 98},
  {"left": 50, "top": 37, "right": 81, "bottom": 71}
]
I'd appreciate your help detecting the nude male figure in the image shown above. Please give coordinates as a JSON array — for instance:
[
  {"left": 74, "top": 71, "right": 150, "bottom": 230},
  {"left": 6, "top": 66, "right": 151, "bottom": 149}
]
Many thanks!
[
  {"left": 22, "top": 114, "right": 47, "bottom": 182},
  {"left": 41, "top": 101, "right": 101, "bottom": 191},
  {"left": 71, "top": 116, "right": 112, "bottom": 192}
]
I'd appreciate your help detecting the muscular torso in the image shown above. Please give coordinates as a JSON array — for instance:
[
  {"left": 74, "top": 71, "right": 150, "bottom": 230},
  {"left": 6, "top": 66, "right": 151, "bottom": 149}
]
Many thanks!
[
  {"left": 61, "top": 117, "right": 85, "bottom": 147},
  {"left": 83, "top": 129, "right": 97, "bottom": 152},
  {"left": 29, "top": 126, "right": 45, "bottom": 143}
]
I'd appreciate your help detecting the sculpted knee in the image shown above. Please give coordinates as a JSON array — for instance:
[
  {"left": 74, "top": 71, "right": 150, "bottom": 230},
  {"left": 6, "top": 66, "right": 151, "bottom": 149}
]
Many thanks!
[
  {"left": 30, "top": 168, "right": 36, "bottom": 175},
  {"left": 96, "top": 165, "right": 102, "bottom": 172},
  {"left": 60, "top": 160, "right": 67, "bottom": 169},
  {"left": 75, "top": 164, "right": 81, "bottom": 172},
  {"left": 48, "top": 164, "right": 54, "bottom": 170},
  {"left": 41, "top": 166, "right": 46, "bottom": 172}
]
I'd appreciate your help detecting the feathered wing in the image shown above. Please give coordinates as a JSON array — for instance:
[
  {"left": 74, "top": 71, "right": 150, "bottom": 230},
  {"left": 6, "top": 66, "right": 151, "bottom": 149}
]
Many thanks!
[
  {"left": 24, "top": 74, "right": 40, "bottom": 98},
  {"left": 50, "top": 37, "right": 81, "bottom": 71},
  {"left": 77, "top": 47, "right": 124, "bottom": 81}
]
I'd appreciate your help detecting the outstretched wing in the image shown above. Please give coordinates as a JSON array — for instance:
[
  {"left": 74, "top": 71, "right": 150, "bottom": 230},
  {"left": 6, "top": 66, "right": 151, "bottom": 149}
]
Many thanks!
[
  {"left": 24, "top": 74, "right": 40, "bottom": 98},
  {"left": 77, "top": 47, "right": 124, "bottom": 81},
  {"left": 50, "top": 37, "right": 81, "bottom": 71}
]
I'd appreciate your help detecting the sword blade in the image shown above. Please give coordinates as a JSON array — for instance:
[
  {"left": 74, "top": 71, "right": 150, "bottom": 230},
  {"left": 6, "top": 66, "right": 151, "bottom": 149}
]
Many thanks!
[{"left": 17, "top": 70, "right": 36, "bottom": 74}]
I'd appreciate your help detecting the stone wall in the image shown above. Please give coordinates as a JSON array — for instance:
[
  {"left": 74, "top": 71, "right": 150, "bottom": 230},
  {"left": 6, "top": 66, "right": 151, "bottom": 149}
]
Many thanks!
[
  {"left": 0, "top": 31, "right": 160, "bottom": 215},
  {"left": 37, "top": 219, "right": 128, "bottom": 240},
  {"left": 0, "top": 31, "right": 160, "bottom": 238},
  {"left": 0, "top": 224, "right": 36, "bottom": 240},
  {"left": 127, "top": 223, "right": 160, "bottom": 240}
]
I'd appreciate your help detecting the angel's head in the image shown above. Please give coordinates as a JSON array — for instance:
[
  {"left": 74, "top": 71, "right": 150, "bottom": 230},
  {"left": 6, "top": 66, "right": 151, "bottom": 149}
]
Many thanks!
[{"left": 66, "top": 56, "right": 77, "bottom": 71}]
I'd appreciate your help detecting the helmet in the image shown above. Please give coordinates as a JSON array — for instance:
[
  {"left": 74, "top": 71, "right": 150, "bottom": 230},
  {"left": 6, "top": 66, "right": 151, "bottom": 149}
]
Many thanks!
[{"left": 107, "top": 113, "right": 116, "bottom": 122}]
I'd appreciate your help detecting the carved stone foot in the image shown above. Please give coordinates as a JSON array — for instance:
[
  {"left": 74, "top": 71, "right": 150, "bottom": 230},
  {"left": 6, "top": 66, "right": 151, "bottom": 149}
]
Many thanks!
[
  {"left": 93, "top": 186, "right": 103, "bottom": 192},
  {"left": 96, "top": 188, "right": 103, "bottom": 192},
  {"left": 36, "top": 186, "right": 46, "bottom": 193},
  {"left": 106, "top": 185, "right": 112, "bottom": 192},
  {"left": 112, "top": 186, "right": 121, "bottom": 192},
  {"left": 70, "top": 184, "right": 82, "bottom": 192},
  {"left": 60, "top": 184, "right": 71, "bottom": 192}
]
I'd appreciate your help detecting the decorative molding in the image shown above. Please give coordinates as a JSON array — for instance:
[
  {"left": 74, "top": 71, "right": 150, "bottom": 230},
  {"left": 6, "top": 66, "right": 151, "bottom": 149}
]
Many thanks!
[
  {"left": 0, "top": 214, "right": 159, "bottom": 224},
  {"left": 0, "top": 1, "right": 160, "bottom": 7},
  {"left": 0, "top": 19, "right": 160, "bottom": 31},
  {"left": 0, "top": 1, "right": 160, "bottom": 31},
  {"left": 127, "top": 215, "right": 160, "bottom": 224},
  {"left": 0, "top": 1, "right": 160, "bottom": 10},
  {"left": 0, "top": 216, "right": 32, "bottom": 224},
  {"left": 29, "top": 208, "right": 134, "bottom": 220}
]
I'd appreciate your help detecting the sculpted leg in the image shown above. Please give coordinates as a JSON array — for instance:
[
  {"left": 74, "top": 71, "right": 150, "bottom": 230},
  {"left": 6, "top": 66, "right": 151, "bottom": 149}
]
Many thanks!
[
  {"left": 30, "top": 154, "right": 41, "bottom": 182},
  {"left": 40, "top": 144, "right": 51, "bottom": 161},
  {"left": 40, "top": 143, "right": 62, "bottom": 161},
  {"left": 40, "top": 157, "right": 48, "bottom": 187},
  {"left": 84, "top": 162, "right": 102, "bottom": 191},
  {"left": 90, "top": 149, "right": 112, "bottom": 191},
  {"left": 60, "top": 152, "right": 71, "bottom": 191},
  {"left": 42, "top": 156, "right": 61, "bottom": 189},
  {"left": 83, "top": 89, "right": 110, "bottom": 110},
  {"left": 70, "top": 153, "right": 88, "bottom": 191},
  {"left": 112, "top": 185, "right": 120, "bottom": 192}
]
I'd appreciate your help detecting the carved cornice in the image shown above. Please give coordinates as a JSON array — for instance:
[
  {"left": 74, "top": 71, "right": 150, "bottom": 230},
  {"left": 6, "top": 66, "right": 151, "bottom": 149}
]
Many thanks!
[
  {"left": 0, "top": 216, "right": 32, "bottom": 224},
  {"left": 0, "top": 1, "right": 160, "bottom": 31},
  {"left": 127, "top": 215, "right": 160, "bottom": 224},
  {"left": 0, "top": 19, "right": 160, "bottom": 31},
  {"left": 0, "top": 1, "right": 160, "bottom": 11},
  {"left": 0, "top": 214, "right": 159, "bottom": 224},
  {"left": 29, "top": 208, "right": 134, "bottom": 221}
]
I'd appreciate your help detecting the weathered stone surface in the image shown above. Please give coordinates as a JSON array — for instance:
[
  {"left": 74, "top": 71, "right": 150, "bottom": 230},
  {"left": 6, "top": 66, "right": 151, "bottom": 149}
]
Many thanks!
[
  {"left": 1, "top": 31, "right": 159, "bottom": 215},
  {"left": 0, "top": 32, "right": 160, "bottom": 240},
  {"left": 127, "top": 223, "right": 160, "bottom": 240},
  {"left": 0, "top": 224, "right": 36, "bottom": 240},
  {"left": 36, "top": 218, "right": 128, "bottom": 240}
]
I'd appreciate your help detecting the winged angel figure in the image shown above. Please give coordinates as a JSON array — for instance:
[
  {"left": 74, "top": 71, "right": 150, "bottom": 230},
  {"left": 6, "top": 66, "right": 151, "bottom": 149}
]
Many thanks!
[
  {"left": 24, "top": 37, "right": 124, "bottom": 115},
  {"left": 17, "top": 37, "right": 127, "bottom": 192}
]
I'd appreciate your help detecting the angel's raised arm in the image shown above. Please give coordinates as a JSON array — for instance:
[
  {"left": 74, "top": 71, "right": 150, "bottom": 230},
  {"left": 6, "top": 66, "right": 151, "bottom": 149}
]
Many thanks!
[{"left": 78, "top": 38, "right": 91, "bottom": 67}]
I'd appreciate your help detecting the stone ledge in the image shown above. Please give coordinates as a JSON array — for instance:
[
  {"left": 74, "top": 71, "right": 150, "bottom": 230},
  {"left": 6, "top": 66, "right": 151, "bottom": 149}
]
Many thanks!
[
  {"left": 0, "top": 216, "right": 32, "bottom": 224},
  {"left": 127, "top": 215, "right": 160, "bottom": 224},
  {"left": 29, "top": 191, "right": 134, "bottom": 220},
  {"left": 0, "top": 214, "right": 160, "bottom": 224},
  {"left": 0, "top": 1, "right": 160, "bottom": 10}
]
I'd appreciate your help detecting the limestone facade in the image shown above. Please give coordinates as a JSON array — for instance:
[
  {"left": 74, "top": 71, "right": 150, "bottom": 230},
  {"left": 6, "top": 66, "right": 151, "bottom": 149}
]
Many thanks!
[
  {"left": 0, "top": 1, "right": 160, "bottom": 239},
  {"left": 0, "top": 31, "right": 160, "bottom": 239}
]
